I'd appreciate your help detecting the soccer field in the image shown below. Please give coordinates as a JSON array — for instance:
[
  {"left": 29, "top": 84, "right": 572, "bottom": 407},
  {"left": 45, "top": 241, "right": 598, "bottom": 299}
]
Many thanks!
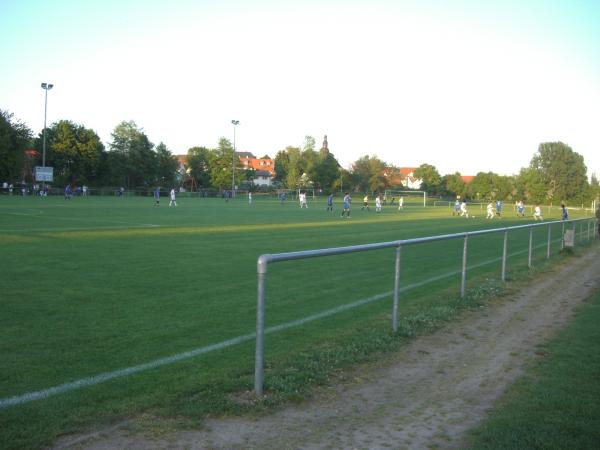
[{"left": 0, "top": 194, "right": 591, "bottom": 449}]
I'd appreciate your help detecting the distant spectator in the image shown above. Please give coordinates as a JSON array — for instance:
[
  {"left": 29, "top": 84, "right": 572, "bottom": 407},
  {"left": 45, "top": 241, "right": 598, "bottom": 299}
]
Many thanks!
[{"left": 561, "top": 204, "right": 568, "bottom": 221}]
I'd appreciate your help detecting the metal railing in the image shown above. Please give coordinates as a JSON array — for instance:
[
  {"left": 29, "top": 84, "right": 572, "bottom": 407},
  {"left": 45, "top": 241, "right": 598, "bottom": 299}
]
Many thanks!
[{"left": 254, "top": 217, "right": 597, "bottom": 395}]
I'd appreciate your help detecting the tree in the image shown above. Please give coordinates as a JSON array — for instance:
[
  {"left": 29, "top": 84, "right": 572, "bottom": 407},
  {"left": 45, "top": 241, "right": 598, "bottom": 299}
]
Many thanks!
[
  {"left": 351, "top": 155, "right": 389, "bottom": 193},
  {"left": 414, "top": 163, "right": 442, "bottom": 194},
  {"left": 441, "top": 172, "right": 466, "bottom": 199},
  {"left": 109, "top": 121, "right": 156, "bottom": 187},
  {"left": 469, "top": 172, "right": 494, "bottom": 201},
  {"left": 35, "top": 120, "right": 104, "bottom": 185},
  {"left": 210, "top": 137, "right": 245, "bottom": 190},
  {"left": 285, "top": 147, "right": 303, "bottom": 189},
  {"left": 274, "top": 149, "right": 291, "bottom": 184},
  {"left": 311, "top": 151, "right": 340, "bottom": 192},
  {"left": 302, "top": 135, "right": 316, "bottom": 152},
  {"left": 530, "top": 142, "right": 588, "bottom": 203},
  {"left": 155, "top": 142, "right": 178, "bottom": 187},
  {"left": 0, "top": 110, "right": 31, "bottom": 182},
  {"left": 515, "top": 167, "right": 546, "bottom": 204},
  {"left": 186, "top": 146, "right": 212, "bottom": 188}
]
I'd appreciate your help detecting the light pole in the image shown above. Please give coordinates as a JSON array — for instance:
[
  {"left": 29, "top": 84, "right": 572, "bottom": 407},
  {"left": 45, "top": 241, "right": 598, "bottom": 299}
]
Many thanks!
[
  {"left": 41, "top": 83, "right": 54, "bottom": 168},
  {"left": 231, "top": 120, "right": 239, "bottom": 196}
]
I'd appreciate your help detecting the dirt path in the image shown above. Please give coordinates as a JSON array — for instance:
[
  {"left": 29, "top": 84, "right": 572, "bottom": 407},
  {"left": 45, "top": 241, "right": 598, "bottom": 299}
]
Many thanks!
[{"left": 58, "top": 245, "right": 600, "bottom": 450}]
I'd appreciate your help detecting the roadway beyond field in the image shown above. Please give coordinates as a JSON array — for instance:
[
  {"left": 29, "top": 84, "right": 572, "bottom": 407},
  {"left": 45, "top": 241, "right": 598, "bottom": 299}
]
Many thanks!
[{"left": 54, "top": 243, "right": 600, "bottom": 449}]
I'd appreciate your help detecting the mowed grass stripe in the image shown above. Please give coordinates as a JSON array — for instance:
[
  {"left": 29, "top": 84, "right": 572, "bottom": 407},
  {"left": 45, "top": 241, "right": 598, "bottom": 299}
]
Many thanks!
[{"left": 0, "top": 234, "right": 568, "bottom": 409}]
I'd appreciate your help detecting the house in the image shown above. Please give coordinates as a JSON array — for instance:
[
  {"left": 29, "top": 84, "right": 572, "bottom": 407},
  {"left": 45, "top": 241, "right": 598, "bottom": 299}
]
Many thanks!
[
  {"left": 383, "top": 167, "right": 423, "bottom": 189},
  {"left": 461, "top": 175, "right": 474, "bottom": 184},
  {"left": 237, "top": 152, "right": 276, "bottom": 186},
  {"left": 396, "top": 167, "right": 423, "bottom": 189}
]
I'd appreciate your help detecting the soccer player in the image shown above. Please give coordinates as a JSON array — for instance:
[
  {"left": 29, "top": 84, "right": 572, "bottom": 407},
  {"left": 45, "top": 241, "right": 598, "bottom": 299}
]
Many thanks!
[
  {"left": 460, "top": 200, "right": 469, "bottom": 218},
  {"left": 533, "top": 205, "right": 543, "bottom": 220},
  {"left": 375, "top": 194, "right": 382, "bottom": 212},
  {"left": 299, "top": 191, "right": 308, "bottom": 208},
  {"left": 496, "top": 199, "right": 503, "bottom": 217},
  {"left": 248, "top": 192, "right": 252, "bottom": 204},
  {"left": 341, "top": 192, "right": 351, "bottom": 218},
  {"left": 453, "top": 199, "right": 461, "bottom": 216},
  {"left": 154, "top": 187, "right": 160, "bottom": 206},
  {"left": 486, "top": 202, "right": 494, "bottom": 219},
  {"left": 326, "top": 193, "right": 334, "bottom": 211},
  {"left": 169, "top": 188, "right": 177, "bottom": 206},
  {"left": 398, "top": 196, "right": 404, "bottom": 211},
  {"left": 517, "top": 200, "right": 525, "bottom": 217},
  {"left": 361, "top": 194, "right": 369, "bottom": 211},
  {"left": 280, "top": 192, "right": 287, "bottom": 205},
  {"left": 561, "top": 204, "right": 568, "bottom": 220}
]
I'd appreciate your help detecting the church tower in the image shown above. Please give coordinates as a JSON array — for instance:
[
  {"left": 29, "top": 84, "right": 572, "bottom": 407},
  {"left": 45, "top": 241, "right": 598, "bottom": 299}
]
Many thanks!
[{"left": 320, "top": 135, "right": 329, "bottom": 156}]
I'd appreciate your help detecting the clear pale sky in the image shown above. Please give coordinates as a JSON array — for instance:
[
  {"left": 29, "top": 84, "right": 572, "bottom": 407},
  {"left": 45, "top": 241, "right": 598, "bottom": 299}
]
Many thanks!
[{"left": 1, "top": 0, "right": 599, "bottom": 178}]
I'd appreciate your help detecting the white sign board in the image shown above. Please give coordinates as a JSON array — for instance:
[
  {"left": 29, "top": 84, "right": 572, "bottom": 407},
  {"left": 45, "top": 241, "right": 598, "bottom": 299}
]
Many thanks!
[
  {"left": 35, "top": 166, "right": 54, "bottom": 182},
  {"left": 563, "top": 229, "right": 575, "bottom": 248}
]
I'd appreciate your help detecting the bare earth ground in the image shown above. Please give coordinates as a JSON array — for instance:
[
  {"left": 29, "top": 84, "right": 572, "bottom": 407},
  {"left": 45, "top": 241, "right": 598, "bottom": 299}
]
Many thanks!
[{"left": 56, "top": 244, "right": 600, "bottom": 450}]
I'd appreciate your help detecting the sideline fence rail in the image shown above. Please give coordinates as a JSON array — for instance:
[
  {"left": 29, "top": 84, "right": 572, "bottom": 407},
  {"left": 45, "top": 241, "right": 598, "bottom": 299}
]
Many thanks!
[{"left": 254, "top": 217, "right": 597, "bottom": 395}]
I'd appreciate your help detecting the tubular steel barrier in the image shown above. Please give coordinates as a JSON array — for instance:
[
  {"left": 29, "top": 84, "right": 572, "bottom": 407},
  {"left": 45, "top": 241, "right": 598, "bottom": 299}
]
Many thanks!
[{"left": 254, "top": 218, "right": 597, "bottom": 395}]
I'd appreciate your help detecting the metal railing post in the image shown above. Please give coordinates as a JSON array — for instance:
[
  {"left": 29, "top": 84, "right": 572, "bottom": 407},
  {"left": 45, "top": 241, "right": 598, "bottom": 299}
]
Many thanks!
[
  {"left": 561, "top": 222, "right": 565, "bottom": 249},
  {"left": 573, "top": 221, "right": 577, "bottom": 246},
  {"left": 392, "top": 245, "right": 402, "bottom": 333},
  {"left": 501, "top": 230, "right": 508, "bottom": 282},
  {"left": 255, "top": 257, "right": 268, "bottom": 396},
  {"left": 587, "top": 220, "right": 591, "bottom": 241},
  {"left": 461, "top": 234, "right": 468, "bottom": 297},
  {"left": 546, "top": 223, "right": 551, "bottom": 259},
  {"left": 528, "top": 226, "right": 533, "bottom": 268}
]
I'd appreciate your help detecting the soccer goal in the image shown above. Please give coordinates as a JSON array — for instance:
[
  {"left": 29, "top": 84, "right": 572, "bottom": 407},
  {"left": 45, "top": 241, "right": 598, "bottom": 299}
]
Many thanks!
[
  {"left": 274, "top": 189, "right": 297, "bottom": 200},
  {"left": 297, "top": 188, "right": 317, "bottom": 199},
  {"left": 384, "top": 190, "right": 427, "bottom": 207}
]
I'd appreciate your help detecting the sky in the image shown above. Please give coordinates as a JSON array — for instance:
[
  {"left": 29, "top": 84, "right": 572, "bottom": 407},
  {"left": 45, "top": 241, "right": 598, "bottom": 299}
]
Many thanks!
[{"left": 1, "top": 0, "right": 599, "bottom": 178}]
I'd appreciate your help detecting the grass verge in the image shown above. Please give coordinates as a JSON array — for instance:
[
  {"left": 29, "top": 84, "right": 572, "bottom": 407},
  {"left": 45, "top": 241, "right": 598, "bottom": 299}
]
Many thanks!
[{"left": 465, "top": 286, "right": 600, "bottom": 449}]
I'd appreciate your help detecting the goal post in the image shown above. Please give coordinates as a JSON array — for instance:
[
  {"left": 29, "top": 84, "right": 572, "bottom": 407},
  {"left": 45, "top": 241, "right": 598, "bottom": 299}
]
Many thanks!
[
  {"left": 384, "top": 190, "right": 427, "bottom": 207},
  {"left": 297, "top": 188, "right": 316, "bottom": 199}
]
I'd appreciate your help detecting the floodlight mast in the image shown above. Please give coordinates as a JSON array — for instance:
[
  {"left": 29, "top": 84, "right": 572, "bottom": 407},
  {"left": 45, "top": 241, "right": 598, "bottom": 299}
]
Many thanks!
[
  {"left": 41, "top": 82, "right": 54, "bottom": 168},
  {"left": 231, "top": 120, "right": 240, "bottom": 196}
]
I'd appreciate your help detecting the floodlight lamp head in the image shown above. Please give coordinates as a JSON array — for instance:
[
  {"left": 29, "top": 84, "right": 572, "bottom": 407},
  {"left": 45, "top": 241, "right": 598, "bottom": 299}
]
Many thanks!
[
  {"left": 231, "top": 120, "right": 239, "bottom": 125},
  {"left": 41, "top": 83, "right": 54, "bottom": 90},
  {"left": 41, "top": 83, "right": 47, "bottom": 88}
]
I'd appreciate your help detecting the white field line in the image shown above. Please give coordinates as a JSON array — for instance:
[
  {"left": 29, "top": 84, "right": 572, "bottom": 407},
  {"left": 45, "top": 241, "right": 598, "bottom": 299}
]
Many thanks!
[{"left": 0, "top": 236, "right": 576, "bottom": 409}]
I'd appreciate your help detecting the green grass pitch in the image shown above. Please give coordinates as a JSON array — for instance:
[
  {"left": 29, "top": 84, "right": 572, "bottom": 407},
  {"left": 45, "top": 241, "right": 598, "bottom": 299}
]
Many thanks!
[{"left": 0, "top": 194, "right": 589, "bottom": 449}]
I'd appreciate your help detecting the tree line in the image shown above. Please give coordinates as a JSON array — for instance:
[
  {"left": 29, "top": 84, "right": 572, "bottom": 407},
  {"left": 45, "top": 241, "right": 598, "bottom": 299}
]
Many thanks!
[{"left": 1, "top": 109, "right": 598, "bottom": 204}]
